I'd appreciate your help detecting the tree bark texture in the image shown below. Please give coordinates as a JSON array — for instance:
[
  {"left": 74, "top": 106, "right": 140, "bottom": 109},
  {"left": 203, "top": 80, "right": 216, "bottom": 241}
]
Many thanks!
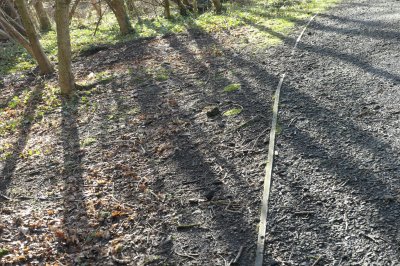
[
  {"left": 55, "top": 0, "right": 75, "bottom": 96},
  {"left": 105, "top": 0, "right": 134, "bottom": 35},
  {"left": 0, "top": 4, "right": 26, "bottom": 36},
  {"left": 68, "top": 0, "right": 81, "bottom": 21},
  {"left": 211, "top": 0, "right": 222, "bottom": 14},
  {"left": 14, "top": 0, "right": 54, "bottom": 74},
  {"left": 163, "top": 0, "right": 171, "bottom": 19},
  {"left": 0, "top": 14, "right": 32, "bottom": 52},
  {"left": 33, "top": 0, "right": 52, "bottom": 32}
]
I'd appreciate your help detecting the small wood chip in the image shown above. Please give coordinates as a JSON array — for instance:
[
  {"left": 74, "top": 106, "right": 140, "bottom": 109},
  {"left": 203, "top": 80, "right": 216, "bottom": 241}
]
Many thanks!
[{"left": 176, "top": 223, "right": 201, "bottom": 230}]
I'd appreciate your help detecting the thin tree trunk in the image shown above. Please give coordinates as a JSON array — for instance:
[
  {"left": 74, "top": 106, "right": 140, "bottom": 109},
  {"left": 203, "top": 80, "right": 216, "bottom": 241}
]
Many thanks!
[
  {"left": 55, "top": 0, "right": 75, "bottom": 97},
  {"left": 174, "top": 0, "right": 188, "bottom": 16},
  {"left": 193, "top": 0, "right": 198, "bottom": 14},
  {"left": 126, "top": 0, "right": 142, "bottom": 23},
  {"left": 0, "top": 6, "right": 26, "bottom": 36},
  {"left": 105, "top": 0, "right": 134, "bottom": 35},
  {"left": 211, "top": 0, "right": 222, "bottom": 14},
  {"left": 0, "top": 27, "right": 12, "bottom": 40},
  {"left": 3, "top": 0, "right": 19, "bottom": 20},
  {"left": 182, "top": 0, "right": 192, "bottom": 9},
  {"left": 163, "top": 0, "right": 171, "bottom": 19},
  {"left": 33, "top": 0, "right": 52, "bottom": 32},
  {"left": 0, "top": 15, "right": 32, "bottom": 54},
  {"left": 91, "top": 0, "right": 102, "bottom": 18},
  {"left": 14, "top": 0, "right": 54, "bottom": 74},
  {"left": 68, "top": 0, "right": 81, "bottom": 21}
]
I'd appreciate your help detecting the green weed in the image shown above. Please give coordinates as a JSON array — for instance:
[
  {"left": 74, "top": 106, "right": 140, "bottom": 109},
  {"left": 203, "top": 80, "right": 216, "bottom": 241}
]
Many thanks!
[
  {"left": 223, "top": 108, "right": 242, "bottom": 116},
  {"left": 0, "top": 0, "right": 339, "bottom": 75},
  {"left": 223, "top": 83, "right": 241, "bottom": 92}
]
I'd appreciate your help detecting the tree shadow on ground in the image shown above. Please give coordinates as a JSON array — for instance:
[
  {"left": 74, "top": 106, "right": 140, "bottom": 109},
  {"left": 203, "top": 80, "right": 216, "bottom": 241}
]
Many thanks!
[
  {"left": 174, "top": 18, "right": 400, "bottom": 262},
  {"left": 59, "top": 97, "right": 90, "bottom": 262},
  {"left": 0, "top": 83, "right": 42, "bottom": 196},
  {"left": 237, "top": 7, "right": 400, "bottom": 262}
]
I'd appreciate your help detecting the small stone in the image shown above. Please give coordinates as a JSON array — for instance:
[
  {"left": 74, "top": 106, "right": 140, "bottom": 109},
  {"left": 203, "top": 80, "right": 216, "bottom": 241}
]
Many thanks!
[
  {"left": 205, "top": 106, "right": 220, "bottom": 118},
  {"left": 382, "top": 195, "right": 395, "bottom": 201}
]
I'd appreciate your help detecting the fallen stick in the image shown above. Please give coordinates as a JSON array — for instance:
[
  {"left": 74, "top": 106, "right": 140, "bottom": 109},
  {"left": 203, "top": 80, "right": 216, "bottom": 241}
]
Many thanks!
[
  {"left": 293, "top": 211, "right": 315, "bottom": 215},
  {"left": 176, "top": 223, "right": 201, "bottom": 230},
  {"left": 230, "top": 245, "right": 244, "bottom": 265},
  {"left": 311, "top": 255, "right": 324, "bottom": 266},
  {"left": 174, "top": 249, "right": 199, "bottom": 260},
  {"left": 0, "top": 194, "right": 10, "bottom": 200}
]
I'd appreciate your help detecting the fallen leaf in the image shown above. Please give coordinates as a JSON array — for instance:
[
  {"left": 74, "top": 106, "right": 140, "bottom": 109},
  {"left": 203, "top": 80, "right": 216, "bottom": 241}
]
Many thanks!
[{"left": 111, "top": 211, "right": 127, "bottom": 218}]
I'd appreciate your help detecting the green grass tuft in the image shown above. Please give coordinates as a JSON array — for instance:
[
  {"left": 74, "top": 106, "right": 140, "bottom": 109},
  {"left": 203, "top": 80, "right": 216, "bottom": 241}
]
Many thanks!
[
  {"left": 0, "top": 0, "right": 339, "bottom": 75},
  {"left": 223, "top": 83, "right": 241, "bottom": 92},
  {"left": 223, "top": 108, "right": 242, "bottom": 116}
]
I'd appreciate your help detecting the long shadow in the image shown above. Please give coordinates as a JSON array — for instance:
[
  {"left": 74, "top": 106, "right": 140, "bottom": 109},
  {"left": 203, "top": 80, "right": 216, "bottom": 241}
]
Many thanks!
[
  {"left": 280, "top": 82, "right": 400, "bottom": 246},
  {"left": 258, "top": 12, "right": 400, "bottom": 42},
  {"left": 0, "top": 86, "right": 26, "bottom": 109},
  {"left": 240, "top": 16, "right": 400, "bottom": 82},
  {"left": 0, "top": 84, "right": 42, "bottom": 196},
  {"left": 60, "top": 97, "right": 90, "bottom": 259},
  {"left": 177, "top": 23, "right": 400, "bottom": 260},
  {"left": 123, "top": 33, "right": 275, "bottom": 263}
]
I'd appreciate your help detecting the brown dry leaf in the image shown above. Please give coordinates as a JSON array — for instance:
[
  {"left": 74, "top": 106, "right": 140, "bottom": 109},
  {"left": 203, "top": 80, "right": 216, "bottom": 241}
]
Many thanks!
[
  {"left": 125, "top": 171, "right": 139, "bottom": 180},
  {"left": 97, "top": 179, "right": 108, "bottom": 185},
  {"left": 168, "top": 98, "right": 178, "bottom": 107},
  {"left": 54, "top": 230, "right": 66, "bottom": 240},
  {"left": 137, "top": 114, "right": 147, "bottom": 121},
  {"left": 47, "top": 210, "right": 55, "bottom": 215},
  {"left": 138, "top": 182, "right": 147, "bottom": 192},
  {"left": 111, "top": 210, "right": 128, "bottom": 218},
  {"left": 154, "top": 143, "right": 170, "bottom": 154},
  {"left": 16, "top": 255, "right": 26, "bottom": 262}
]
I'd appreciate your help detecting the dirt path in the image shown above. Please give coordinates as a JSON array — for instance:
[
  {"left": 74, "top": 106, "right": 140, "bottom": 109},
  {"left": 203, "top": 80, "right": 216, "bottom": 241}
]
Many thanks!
[
  {"left": 1, "top": 0, "right": 399, "bottom": 265},
  {"left": 266, "top": 0, "right": 400, "bottom": 265}
]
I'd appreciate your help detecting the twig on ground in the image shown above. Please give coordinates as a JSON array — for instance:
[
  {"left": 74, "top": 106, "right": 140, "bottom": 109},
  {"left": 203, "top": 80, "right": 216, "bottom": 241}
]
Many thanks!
[
  {"left": 0, "top": 194, "right": 11, "bottom": 200},
  {"left": 311, "top": 255, "right": 324, "bottom": 266},
  {"left": 174, "top": 249, "right": 199, "bottom": 260},
  {"left": 251, "top": 128, "right": 270, "bottom": 149},
  {"left": 176, "top": 223, "right": 201, "bottom": 230},
  {"left": 293, "top": 211, "right": 315, "bottom": 215},
  {"left": 111, "top": 255, "right": 131, "bottom": 264},
  {"left": 360, "top": 233, "right": 380, "bottom": 243},
  {"left": 230, "top": 245, "right": 244, "bottom": 265}
]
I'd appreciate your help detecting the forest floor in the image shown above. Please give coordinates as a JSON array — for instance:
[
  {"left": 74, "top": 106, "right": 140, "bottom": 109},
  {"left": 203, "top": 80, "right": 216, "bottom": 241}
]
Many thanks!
[{"left": 1, "top": 0, "right": 400, "bottom": 265}]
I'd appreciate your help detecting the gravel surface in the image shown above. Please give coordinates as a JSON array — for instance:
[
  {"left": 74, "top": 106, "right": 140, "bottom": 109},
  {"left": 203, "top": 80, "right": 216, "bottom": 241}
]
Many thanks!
[{"left": 265, "top": 0, "right": 400, "bottom": 265}]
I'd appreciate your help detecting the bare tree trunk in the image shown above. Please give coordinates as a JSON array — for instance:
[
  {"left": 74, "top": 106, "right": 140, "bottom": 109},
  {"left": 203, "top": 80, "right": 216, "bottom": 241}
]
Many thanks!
[
  {"left": 173, "top": 0, "right": 188, "bottom": 16},
  {"left": 33, "top": 0, "right": 52, "bottom": 32},
  {"left": 105, "top": 0, "right": 133, "bottom": 35},
  {"left": 0, "top": 27, "right": 12, "bottom": 40},
  {"left": 211, "top": 0, "right": 222, "bottom": 14},
  {"left": 91, "top": 0, "right": 102, "bottom": 18},
  {"left": 193, "top": 0, "right": 198, "bottom": 14},
  {"left": 55, "top": 0, "right": 75, "bottom": 97},
  {"left": 0, "top": 14, "right": 32, "bottom": 53},
  {"left": 14, "top": 0, "right": 54, "bottom": 74},
  {"left": 126, "top": 0, "right": 142, "bottom": 23},
  {"left": 68, "top": 0, "right": 81, "bottom": 21},
  {"left": 163, "top": 0, "right": 171, "bottom": 19},
  {"left": 3, "top": 0, "right": 19, "bottom": 20},
  {"left": 0, "top": 5, "right": 26, "bottom": 36}
]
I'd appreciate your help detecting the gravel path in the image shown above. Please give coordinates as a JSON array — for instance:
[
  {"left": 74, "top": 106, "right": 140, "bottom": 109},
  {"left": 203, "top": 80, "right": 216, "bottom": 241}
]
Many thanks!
[{"left": 265, "top": 0, "right": 400, "bottom": 265}]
